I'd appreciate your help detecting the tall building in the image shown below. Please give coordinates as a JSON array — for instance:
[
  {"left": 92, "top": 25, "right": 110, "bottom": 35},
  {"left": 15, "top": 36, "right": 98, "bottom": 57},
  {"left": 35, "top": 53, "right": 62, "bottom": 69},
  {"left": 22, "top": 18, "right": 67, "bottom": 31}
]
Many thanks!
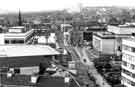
[{"left": 121, "top": 37, "right": 135, "bottom": 87}]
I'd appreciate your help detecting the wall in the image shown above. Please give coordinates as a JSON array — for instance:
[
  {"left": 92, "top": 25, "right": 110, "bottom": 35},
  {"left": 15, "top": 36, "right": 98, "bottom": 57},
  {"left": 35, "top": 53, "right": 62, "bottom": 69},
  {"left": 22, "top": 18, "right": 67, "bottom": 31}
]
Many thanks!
[
  {"left": 102, "top": 39, "right": 116, "bottom": 54},
  {"left": 93, "top": 35, "right": 102, "bottom": 51},
  {"left": 0, "top": 55, "right": 53, "bottom": 68},
  {"left": 0, "top": 34, "right": 4, "bottom": 45},
  {"left": 93, "top": 34, "right": 116, "bottom": 54}
]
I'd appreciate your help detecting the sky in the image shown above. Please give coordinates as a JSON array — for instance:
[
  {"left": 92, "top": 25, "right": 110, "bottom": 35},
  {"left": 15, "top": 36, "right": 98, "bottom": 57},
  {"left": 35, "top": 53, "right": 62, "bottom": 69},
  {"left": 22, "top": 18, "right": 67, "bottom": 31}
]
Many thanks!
[{"left": 1, "top": 0, "right": 135, "bottom": 13}]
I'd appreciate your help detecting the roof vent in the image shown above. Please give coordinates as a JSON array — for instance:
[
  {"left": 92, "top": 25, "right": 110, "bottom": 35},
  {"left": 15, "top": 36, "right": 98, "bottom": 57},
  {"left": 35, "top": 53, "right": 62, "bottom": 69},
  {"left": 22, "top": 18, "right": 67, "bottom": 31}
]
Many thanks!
[
  {"left": 64, "top": 77, "right": 70, "bottom": 83},
  {"left": 31, "top": 76, "right": 38, "bottom": 84},
  {"left": 7, "top": 72, "right": 13, "bottom": 78},
  {"left": 9, "top": 68, "right": 14, "bottom": 73}
]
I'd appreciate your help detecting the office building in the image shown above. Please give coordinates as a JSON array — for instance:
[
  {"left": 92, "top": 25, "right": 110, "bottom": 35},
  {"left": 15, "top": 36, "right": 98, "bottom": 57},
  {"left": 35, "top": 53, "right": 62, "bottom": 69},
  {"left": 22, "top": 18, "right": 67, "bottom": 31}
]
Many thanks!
[
  {"left": 93, "top": 32, "right": 116, "bottom": 55},
  {"left": 0, "top": 26, "right": 35, "bottom": 45}
]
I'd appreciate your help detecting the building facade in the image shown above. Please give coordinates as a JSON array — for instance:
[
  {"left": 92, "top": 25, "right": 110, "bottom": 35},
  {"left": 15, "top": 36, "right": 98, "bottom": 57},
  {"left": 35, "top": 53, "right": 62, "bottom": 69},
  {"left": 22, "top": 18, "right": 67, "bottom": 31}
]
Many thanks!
[
  {"left": 0, "top": 45, "right": 60, "bottom": 87},
  {"left": 0, "top": 26, "right": 35, "bottom": 45},
  {"left": 93, "top": 32, "right": 116, "bottom": 55},
  {"left": 121, "top": 37, "right": 135, "bottom": 87}
]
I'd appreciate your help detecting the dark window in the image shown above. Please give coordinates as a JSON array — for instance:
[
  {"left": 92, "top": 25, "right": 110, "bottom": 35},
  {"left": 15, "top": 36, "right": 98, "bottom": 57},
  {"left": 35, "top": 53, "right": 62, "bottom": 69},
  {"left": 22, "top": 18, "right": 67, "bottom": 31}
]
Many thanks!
[
  {"left": 14, "top": 68, "right": 20, "bottom": 73},
  {"left": 11, "top": 40, "right": 16, "bottom": 44},
  {"left": 131, "top": 64, "right": 135, "bottom": 70},
  {"left": 5, "top": 40, "right": 9, "bottom": 44},
  {"left": 17, "top": 40, "right": 24, "bottom": 43},
  {"left": 132, "top": 47, "right": 135, "bottom": 52},
  {"left": 122, "top": 61, "right": 127, "bottom": 66}
]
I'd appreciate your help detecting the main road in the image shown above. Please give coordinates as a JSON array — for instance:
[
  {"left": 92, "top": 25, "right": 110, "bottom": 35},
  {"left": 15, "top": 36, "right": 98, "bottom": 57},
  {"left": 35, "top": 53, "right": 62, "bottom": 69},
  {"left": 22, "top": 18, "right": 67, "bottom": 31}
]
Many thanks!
[{"left": 74, "top": 47, "right": 111, "bottom": 87}]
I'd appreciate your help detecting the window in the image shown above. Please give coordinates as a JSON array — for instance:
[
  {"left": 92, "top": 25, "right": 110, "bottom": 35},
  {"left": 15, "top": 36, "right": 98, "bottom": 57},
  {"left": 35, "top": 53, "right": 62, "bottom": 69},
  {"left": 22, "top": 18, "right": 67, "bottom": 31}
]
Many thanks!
[
  {"left": 130, "top": 64, "right": 135, "bottom": 70},
  {"left": 122, "top": 53, "right": 126, "bottom": 59},
  {"left": 131, "top": 81, "right": 135, "bottom": 86},
  {"left": 11, "top": 40, "right": 16, "bottom": 44},
  {"left": 122, "top": 45, "right": 132, "bottom": 51},
  {"left": 14, "top": 68, "right": 20, "bottom": 73},
  {"left": 122, "top": 61, "right": 127, "bottom": 66},
  {"left": 132, "top": 73, "right": 135, "bottom": 78},
  {"left": 132, "top": 47, "right": 135, "bottom": 52},
  {"left": 5, "top": 40, "right": 9, "bottom": 44}
]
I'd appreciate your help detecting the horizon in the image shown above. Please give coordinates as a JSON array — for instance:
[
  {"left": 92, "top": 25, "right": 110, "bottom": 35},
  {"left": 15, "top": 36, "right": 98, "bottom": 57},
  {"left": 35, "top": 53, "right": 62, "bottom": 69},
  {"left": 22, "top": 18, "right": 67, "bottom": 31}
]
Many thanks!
[{"left": 1, "top": 0, "right": 135, "bottom": 14}]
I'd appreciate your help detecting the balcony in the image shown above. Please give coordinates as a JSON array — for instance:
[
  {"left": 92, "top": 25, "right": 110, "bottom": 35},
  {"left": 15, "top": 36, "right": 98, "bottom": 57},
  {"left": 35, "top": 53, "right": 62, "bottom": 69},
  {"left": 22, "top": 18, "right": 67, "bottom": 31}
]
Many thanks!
[{"left": 122, "top": 73, "right": 135, "bottom": 82}]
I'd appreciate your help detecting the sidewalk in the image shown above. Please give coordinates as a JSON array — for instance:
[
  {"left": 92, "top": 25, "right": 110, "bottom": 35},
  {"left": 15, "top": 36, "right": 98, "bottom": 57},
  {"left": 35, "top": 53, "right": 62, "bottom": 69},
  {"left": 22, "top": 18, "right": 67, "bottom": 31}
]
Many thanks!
[{"left": 74, "top": 47, "right": 111, "bottom": 87}]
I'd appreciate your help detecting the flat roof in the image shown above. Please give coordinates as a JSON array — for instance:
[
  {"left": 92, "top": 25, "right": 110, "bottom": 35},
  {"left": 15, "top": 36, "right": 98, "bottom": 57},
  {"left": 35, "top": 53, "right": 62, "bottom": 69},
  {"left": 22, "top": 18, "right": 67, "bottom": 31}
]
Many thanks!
[
  {"left": 10, "top": 26, "right": 25, "bottom": 29},
  {"left": 94, "top": 32, "right": 115, "bottom": 39},
  {"left": 0, "top": 45, "right": 60, "bottom": 57},
  {"left": 123, "top": 36, "right": 135, "bottom": 42},
  {"left": 108, "top": 24, "right": 135, "bottom": 28}
]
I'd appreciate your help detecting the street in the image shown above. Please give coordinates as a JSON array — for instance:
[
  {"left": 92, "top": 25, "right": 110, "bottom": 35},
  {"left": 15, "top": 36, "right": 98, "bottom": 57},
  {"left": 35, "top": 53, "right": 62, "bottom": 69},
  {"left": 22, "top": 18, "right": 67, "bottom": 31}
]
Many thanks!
[{"left": 74, "top": 47, "right": 111, "bottom": 87}]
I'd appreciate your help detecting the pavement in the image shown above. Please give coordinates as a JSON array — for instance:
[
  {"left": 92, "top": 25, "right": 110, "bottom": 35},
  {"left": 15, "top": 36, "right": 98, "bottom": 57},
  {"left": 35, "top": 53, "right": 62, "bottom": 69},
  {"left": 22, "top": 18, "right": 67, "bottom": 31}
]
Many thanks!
[{"left": 74, "top": 47, "right": 111, "bottom": 87}]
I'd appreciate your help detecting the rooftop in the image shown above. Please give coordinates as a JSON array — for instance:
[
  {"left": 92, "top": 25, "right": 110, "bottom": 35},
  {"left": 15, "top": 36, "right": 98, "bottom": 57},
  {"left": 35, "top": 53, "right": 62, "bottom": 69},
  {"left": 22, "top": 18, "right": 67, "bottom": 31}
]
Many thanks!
[
  {"left": 1, "top": 73, "right": 66, "bottom": 87},
  {"left": 109, "top": 23, "right": 135, "bottom": 28},
  {"left": 10, "top": 26, "right": 25, "bottom": 29},
  {"left": 94, "top": 32, "right": 115, "bottom": 38},
  {"left": 123, "top": 36, "right": 135, "bottom": 42},
  {"left": 0, "top": 45, "right": 60, "bottom": 57}
]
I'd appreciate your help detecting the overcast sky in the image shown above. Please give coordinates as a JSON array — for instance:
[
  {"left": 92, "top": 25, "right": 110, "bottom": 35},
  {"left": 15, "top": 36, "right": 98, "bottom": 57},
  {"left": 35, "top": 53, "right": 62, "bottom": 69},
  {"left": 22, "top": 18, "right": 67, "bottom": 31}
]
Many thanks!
[{"left": 1, "top": 0, "right": 135, "bottom": 12}]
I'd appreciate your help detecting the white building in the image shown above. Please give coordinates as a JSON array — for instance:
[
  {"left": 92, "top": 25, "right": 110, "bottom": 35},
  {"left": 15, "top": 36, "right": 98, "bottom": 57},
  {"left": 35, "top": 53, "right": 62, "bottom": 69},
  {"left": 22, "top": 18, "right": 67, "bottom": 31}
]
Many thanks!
[
  {"left": 0, "top": 26, "right": 34, "bottom": 45},
  {"left": 93, "top": 32, "right": 116, "bottom": 55},
  {"left": 48, "top": 33, "right": 56, "bottom": 44},
  {"left": 60, "top": 24, "right": 72, "bottom": 32},
  {"left": 121, "top": 37, "right": 135, "bottom": 87},
  {"left": 93, "top": 24, "right": 135, "bottom": 55},
  {"left": 37, "top": 33, "right": 56, "bottom": 44},
  {"left": 108, "top": 25, "right": 135, "bottom": 34}
]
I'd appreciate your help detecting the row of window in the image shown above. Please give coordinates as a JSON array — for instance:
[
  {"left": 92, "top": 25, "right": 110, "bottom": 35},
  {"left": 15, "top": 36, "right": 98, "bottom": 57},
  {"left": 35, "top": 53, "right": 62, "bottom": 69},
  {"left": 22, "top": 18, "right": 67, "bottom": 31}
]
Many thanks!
[
  {"left": 122, "top": 76, "right": 135, "bottom": 86},
  {"left": 93, "top": 38, "right": 101, "bottom": 50},
  {"left": 122, "top": 68, "right": 135, "bottom": 79},
  {"left": 122, "top": 61, "right": 135, "bottom": 70},
  {"left": 123, "top": 53, "right": 135, "bottom": 63},
  {"left": 123, "top": 45, "right": 135, "bottom": 52},
  {"left": 5, "top": 40, "right": 24, "bottom": 44}
]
